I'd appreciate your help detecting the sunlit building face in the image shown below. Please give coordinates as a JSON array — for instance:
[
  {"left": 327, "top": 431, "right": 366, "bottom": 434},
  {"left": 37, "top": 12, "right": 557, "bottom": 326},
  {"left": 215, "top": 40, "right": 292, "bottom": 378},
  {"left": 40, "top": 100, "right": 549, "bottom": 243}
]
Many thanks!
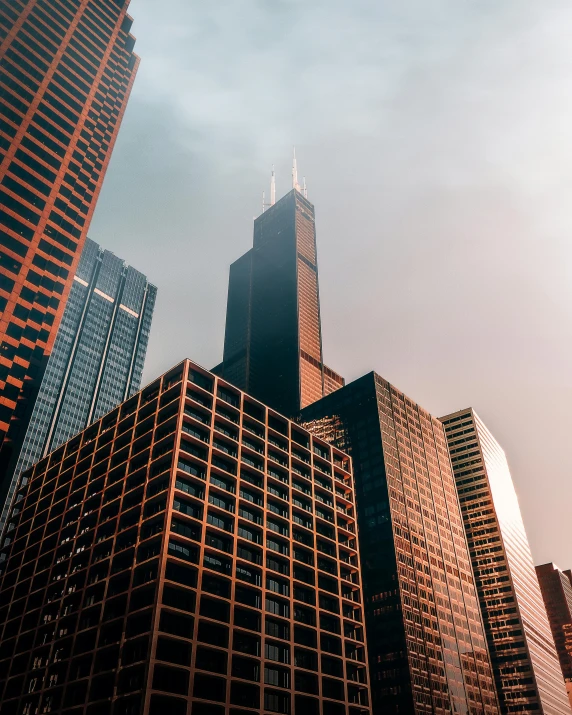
[
  {"left": 441, "top": 408, "right": 571, "bottom": 715},
  {"left": 0, "top": 0, "right": 139, "bottom": 512}
]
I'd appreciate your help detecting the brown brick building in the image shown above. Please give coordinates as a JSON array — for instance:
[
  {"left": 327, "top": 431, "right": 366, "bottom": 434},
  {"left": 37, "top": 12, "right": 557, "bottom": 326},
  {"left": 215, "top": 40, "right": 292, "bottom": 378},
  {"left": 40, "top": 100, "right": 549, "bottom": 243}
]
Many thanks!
[
  {"left": 0, "top": 359, "right": 370, "bottom": 715},
  {"left": 0, "top": 0, "right": 139, "bottom": 495}
]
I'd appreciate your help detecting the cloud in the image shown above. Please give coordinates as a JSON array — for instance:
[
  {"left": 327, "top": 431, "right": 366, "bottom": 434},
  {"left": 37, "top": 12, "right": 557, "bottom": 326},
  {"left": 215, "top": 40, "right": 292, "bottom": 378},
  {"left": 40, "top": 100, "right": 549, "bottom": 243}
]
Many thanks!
[{"left": 92, "top": 0, "right": 572, "bottom": 568}]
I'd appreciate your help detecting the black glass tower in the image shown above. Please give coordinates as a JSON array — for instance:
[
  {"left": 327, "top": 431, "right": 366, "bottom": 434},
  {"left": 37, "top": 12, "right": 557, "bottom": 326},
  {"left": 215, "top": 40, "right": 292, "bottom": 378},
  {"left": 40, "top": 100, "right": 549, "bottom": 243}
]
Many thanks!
[
  {"left": 301, "top": 374, "right": 500, "bottom": 715},
  {"left": 215, "top": 188, "right": 343, "bottom": 418}
]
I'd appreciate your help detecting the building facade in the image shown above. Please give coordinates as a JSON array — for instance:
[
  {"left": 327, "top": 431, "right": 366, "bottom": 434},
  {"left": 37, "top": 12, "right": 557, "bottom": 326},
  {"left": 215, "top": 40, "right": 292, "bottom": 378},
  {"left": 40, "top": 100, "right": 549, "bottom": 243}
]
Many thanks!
[
  {"left": 0, "top": 359, "right": 370, "bottom": 715},
  {"left": 0, "top": 0, "right": 139, "bottom": 502},
  {"left": 536, "top": 563, "right": 572, "bottom": 709},
  {"left": 0, "top": 238, "right": 156, "bottom": 531},
  {"left": 215, "top": 188, "right": 343, "bottom": 417},
  {"left": 441, "top": 408, "right": 570, "bottom": 715},
  {"left": 301, "top": 373, "right": 500, "bottom": 715}
]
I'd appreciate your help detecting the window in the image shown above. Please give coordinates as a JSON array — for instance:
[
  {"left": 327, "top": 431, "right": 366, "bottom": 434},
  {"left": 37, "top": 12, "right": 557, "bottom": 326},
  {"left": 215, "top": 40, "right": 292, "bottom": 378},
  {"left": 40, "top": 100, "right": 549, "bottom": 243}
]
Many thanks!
[
  {"left": 264, "top": 666, "right": 290, "bottom": 688},
  {"left": 265, "top": 598, "right": 289, "bottom": 618},
  {"left": 195, "top": 646, "right": 228, "bottom": 675},
  {"left": 265, "top": 642, "right": 290, "bottom": 664},
  {"left": 264, "top": 690, "right": 290, "bottom": 714},
  {"left": 267, "top": 577, "right": 289, "bottom": 596},
  {"left": 266, "top": 618, "right": 289, "bottom": 640},
  {"left": 234, "top": 607, "right": 260, "bottom": 632},
  {"left": 232, "top": 656, "right": 260, "bottom": 682}
]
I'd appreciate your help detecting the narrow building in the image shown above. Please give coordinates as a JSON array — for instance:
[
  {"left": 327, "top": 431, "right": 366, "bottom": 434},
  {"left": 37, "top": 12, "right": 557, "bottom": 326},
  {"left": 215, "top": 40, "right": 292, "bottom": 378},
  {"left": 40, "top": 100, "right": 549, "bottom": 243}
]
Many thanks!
[
  {"left": 441, "top": 408, "right": 571, "bottom": 714},
  {"left": 0, "top": 359, "right": 370, "bottom": 715},
  {"left": 0, "top": 238, "right": 156, "bottom": 531},
  {"left": 214, "top": 165, "right": 343, "bottom": 417},
  {"left": 0, "top": 0, "right": 139, "bottom": 497},
  {"left": 536, "top": 563, "right": 572, "bottom": 709},
  {"left": 301, "top": 373, "right": 500, "bottom": 715}
]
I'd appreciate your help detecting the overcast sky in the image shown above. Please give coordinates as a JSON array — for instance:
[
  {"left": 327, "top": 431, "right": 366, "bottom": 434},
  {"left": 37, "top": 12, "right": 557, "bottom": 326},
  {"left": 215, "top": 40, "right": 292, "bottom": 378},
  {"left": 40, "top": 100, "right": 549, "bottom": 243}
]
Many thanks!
[{"left": 91, "top": 0, "right": 572, "bottom": 568}]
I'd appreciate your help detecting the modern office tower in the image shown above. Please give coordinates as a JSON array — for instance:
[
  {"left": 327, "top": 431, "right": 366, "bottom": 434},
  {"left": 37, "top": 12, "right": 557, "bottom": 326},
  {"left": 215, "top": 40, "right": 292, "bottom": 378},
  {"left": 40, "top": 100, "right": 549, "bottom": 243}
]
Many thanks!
[
  {"left": 0, "top": 1, "right": 139, "bottom": 502},
  {"left": 215, "top": 183, "right": 344, "bottom": 418},
  {"left": 0, "top": 359, "right": 371, "bottom": 715},
  {"left": 441, "top": 409, "right": 571, "bottom": 715},
  {"left": 536, "top": 564, "right": 572, "bottom": 709},
  {"left": 300, "top": 374, "right": 500, "bottom": 715},
  {"left": 537, "top": 564, "right": 572, "bottom": 709},
  {"left": 0, "top": 238, "right": 156, "bottom": 531}
]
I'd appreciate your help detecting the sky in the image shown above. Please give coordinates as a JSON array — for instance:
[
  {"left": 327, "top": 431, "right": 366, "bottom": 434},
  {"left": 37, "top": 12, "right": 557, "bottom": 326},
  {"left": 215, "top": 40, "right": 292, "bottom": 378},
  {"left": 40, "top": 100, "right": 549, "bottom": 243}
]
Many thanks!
[{"left": 91, "top": 0, "right": 572, "bottom": 568}]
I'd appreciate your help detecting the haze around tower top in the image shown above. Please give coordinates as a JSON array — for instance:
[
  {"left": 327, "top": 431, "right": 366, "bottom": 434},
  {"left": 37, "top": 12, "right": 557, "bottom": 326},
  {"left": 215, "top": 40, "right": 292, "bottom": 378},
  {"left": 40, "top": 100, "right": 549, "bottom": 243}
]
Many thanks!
[{"left": 92, "top": 1, "right": 572, "bottom": 572}]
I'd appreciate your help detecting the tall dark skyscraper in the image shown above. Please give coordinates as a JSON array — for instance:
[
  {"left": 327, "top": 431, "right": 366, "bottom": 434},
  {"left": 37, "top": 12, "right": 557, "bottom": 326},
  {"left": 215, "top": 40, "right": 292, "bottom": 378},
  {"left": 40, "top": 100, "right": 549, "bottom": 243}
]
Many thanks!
[
  {"left": 215, "top": 176, "right": 344, "bottom": 418},
  {"left": 536, "top": 563, "right": 572, "bottom": 710},
  {"left": 0, "top": 238, "right": 156, "bottom": 531},
  {"left": 301, "top": 374, "right": 500, "bottom": 715},
  {"left": 0, "top": 1, "right": 139, "bottom": 500},
  {"left": 441, "top": 409, "right": 571, "bottom": 714},
  {"left": 0, "top": 359, "right": 370, "bottom": 715}
]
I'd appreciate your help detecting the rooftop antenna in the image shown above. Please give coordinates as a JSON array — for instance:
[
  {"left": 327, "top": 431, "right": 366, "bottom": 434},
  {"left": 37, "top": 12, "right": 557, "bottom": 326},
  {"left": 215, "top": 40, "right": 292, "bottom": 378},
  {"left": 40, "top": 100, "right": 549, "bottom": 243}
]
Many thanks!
[
  {"left": 262, "top": 166, "right": 276, "bottom": 213},
  {"left": 302, "top": 176, "right": 307, "bottom": 199},
  {"left": 292, "top": 147, "right": 300, "bottom": 192}
]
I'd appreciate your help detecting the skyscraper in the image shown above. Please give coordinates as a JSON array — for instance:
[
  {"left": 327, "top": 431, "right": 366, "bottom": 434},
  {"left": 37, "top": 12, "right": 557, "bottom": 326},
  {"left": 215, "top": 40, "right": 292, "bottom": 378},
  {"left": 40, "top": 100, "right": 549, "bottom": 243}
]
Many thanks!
[
  {"left": 536, "top": 563, "right": 572, "bottom": 709},
  {"left": 215, "top": 174, "right": 344, "bottom": 418},
  {"left": 441, "top": 408, "right": 570, "bottom": 714},
  {"left": 301, "top": 374, "right": 500, "bottom": 715},
  {"left": 0, "top": 238, "right": 156, "bottom": 531},
  {"left": 0, "top": 1, "right": 139, "bottom": 497},
  {"left": 0, "top": 358, "right": 370, "bottom": 715}
]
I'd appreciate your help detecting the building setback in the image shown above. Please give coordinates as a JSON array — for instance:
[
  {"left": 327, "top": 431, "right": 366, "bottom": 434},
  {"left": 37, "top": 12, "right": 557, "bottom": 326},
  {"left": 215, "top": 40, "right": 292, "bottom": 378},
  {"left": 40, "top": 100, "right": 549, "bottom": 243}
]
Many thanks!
[
  {"left": 300, "top": 373, "right": 500, "bottom": 715},
  {"left": 0, "top": 0, "right": 139, "bottom": 499},
  {"left": 0, "top": 237, "right": 156, "bottom": 531},
  {"left": 214, "top": 187, "right": 344, "bottom": 418},
  {"left": 441, "top": 408, "right": 571, "bottom": 715},
  {"left": 0, "top": 359, "right": 370, "bottom": 715},
  {"left": 536, "top": 563, "right": 572, "bottom": 710}
]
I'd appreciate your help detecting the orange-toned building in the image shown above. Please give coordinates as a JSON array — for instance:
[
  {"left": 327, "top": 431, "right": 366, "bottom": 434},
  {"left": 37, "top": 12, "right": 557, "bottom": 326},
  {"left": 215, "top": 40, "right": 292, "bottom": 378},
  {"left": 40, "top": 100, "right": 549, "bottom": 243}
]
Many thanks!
[
  {"left": 0, "top": 359, "right": 370, "bottom": 715},
  {"left": 214, "top": 187, "right": 344, "bottom": 418},
  {"left": 0, "top": 0, "right": 139, "bottom": 497},
  {"left": 536, "top": 563, "right": 572, "bottom": 710}
]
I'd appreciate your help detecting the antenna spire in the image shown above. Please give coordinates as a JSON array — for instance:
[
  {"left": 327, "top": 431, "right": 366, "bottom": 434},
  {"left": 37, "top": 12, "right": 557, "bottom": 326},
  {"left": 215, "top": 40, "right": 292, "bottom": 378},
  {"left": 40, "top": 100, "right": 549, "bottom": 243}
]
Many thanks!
[
  {"left": 302, "top": 176, "right": 307, "bottom": 199},
  {"left": 292, "top": 147, "right": 300, "bottom": 192},
  {"left": 270, "top": 165, "right": 276, "bottom": 206},
  {"left": 262, "top": 190, "right": 266, "bottom": 213}
]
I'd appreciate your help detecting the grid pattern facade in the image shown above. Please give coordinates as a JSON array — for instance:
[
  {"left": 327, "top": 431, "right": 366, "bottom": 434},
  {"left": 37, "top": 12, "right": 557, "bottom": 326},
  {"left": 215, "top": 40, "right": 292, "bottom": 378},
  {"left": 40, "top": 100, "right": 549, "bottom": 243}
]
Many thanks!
[
  {"left": 0, "top": 237, "right": 156, "bottom": 531},
  {"left": 0, "top": 359, "right": 370, "bottom": 715},
  {"left": 536, "top": 564, "right": 572, "bottom": 710},
  {"left": 441, "top": 409, "right": 571, "bottom": 715},
  {"left": 0, "top": 0, "right": 139, "bottom": 500},
  {"left": 301, "top": 373, "right": 500, "bottom": 715},
  {"left": 217, "top": 189, "right": 344, "bottom": 418}
]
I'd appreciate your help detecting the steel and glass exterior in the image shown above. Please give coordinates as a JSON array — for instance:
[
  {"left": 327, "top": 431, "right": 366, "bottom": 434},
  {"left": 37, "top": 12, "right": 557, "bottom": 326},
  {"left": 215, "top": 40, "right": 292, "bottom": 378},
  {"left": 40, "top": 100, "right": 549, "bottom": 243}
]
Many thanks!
[
  {"left": 0, "top": 0, "right": 139, "bottom": 503},
  {"left": 301, "top": 373, "right": 499, "bottom": 715},
  {"left": 215, "top": 189, "right": 344, "bottom": 417},
  {"left": 0, "top": 359, "right": 370, "bottom": 715},
  {"left": 536, "top": 563, "right": 572, "bottom": 709},
  {"left": 0, "top": 237, "right": 156, "bottom": 531},
  {"left": 441, "top": 408, "right": 571, "bottom": 714}
]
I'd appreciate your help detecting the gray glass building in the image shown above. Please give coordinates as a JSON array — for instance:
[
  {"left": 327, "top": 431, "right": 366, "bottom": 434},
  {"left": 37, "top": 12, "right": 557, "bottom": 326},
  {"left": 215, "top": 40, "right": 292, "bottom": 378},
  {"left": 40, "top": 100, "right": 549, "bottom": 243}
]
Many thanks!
[
  {"left": 441, "top": 408, "right": 571, "bottom": 715},
  {"left": 0, "top": 238, "right": 156, "bottom": 528}
]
